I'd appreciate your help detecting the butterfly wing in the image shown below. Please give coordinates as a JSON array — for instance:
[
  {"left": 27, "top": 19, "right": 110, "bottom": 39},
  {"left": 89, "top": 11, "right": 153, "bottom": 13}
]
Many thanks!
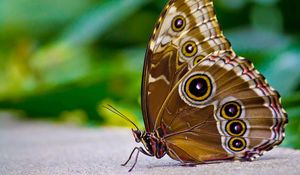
[
  {"left": 142, "top": 0, "right": 232, "bottom": 132},
  {"left": 155, "top": 51, "right": 287, "bottom": 162}
]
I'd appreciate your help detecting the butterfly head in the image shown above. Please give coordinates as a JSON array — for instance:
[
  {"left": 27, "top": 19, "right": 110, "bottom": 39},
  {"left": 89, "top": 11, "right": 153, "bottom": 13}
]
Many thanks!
[{"left": 132, "top": 129, "right": 142, "bottom": 143}]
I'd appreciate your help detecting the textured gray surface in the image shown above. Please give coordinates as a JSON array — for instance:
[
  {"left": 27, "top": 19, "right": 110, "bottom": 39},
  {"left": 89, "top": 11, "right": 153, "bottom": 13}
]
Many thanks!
[{"left": 0, "top": 114, "right": 299, "bottom": 175}]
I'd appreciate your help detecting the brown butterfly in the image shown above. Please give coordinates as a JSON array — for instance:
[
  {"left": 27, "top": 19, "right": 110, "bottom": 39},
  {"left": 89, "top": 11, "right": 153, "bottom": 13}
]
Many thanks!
[{"left": 107, "top": 0, "right": 288, "bottom": 172}]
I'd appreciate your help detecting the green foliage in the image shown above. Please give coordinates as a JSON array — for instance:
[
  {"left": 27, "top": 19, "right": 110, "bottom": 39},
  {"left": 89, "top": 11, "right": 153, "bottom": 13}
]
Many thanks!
[{"left": 0, "top": 0, "right": 299, "bottom": 148}]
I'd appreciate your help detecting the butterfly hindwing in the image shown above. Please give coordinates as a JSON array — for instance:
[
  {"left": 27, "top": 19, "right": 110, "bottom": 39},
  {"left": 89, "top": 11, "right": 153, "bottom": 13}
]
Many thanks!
[{"left": 154, "top": 51, "right": 287, "bottom": 162}]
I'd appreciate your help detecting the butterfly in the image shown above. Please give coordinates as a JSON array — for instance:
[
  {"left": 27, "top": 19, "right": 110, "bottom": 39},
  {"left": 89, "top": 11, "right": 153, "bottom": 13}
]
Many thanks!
[{"left": 106, "top": 0, "right": 288, "bottom": 172}]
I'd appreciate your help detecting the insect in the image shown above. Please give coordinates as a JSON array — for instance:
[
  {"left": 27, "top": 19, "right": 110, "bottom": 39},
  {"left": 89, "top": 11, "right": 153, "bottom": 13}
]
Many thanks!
[{"left": 106, "top": 0, "right": 288, "bottom": 172}]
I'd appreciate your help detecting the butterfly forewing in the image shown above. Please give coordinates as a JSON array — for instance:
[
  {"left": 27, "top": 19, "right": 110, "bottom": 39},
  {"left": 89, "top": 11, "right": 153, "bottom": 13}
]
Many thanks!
[{"left": 142, "top": 0, "right": 232, "bottom": 132}]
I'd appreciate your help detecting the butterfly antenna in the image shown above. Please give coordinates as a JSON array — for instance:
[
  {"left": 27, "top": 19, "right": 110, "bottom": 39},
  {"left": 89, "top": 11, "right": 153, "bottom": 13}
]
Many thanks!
[{"left": 103, "top": 104, "right": 139, "bottom": 131}]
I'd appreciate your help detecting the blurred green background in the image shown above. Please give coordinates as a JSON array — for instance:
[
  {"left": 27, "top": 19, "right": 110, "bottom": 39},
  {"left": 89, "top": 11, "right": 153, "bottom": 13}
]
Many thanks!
[{"left": 0, "top": 0, "right": 299, "bottom": 149}]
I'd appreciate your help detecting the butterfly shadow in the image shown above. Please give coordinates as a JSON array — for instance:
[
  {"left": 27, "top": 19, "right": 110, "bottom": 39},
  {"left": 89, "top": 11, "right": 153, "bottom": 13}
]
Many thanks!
[{"left": 144, "top": 158, "right": 227, "bottom": 170}]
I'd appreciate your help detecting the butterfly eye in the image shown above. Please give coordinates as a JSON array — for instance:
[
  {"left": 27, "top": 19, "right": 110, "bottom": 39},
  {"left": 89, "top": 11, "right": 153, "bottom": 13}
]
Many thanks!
[
  {"left": 182, "top": 41, "right": 198, "bottom": 57},
  {"left": 228, "top": 137, "right": 246, "bottom": 152},
  {"left": 184, "top": 74, "right": 212, "bottom": 101},
  {"left": 221, "top": 102, "right": 241, "bottom": 119},
  {"left": 225, "top": 120, "right": 246, "bottom": 136},
  {"left": 172, "top": 15, "right": 186, "bottom": 32}
]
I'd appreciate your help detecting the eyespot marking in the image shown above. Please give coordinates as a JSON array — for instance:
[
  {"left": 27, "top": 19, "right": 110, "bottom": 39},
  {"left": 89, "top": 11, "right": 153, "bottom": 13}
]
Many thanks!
[
  {"left": 193, "top": 56, "right": 205, "bottom": 65},
  {"left": 184, "top": 74, "right": 212, "bottom": 102},
  {"left": 171, "top": 15, "right": 186, "bottom": 32},
  {"left": 226, "top": 120, "right": 246, "bottom": 136},
  {"left": 182, "top": 41, "right": 197, "bottom": 58},
  {"left": 228, "top": 137, "right": 246, "bottom": 152},
  {"left": 221, "top": 101, "right": 242, "bottom": 119}
]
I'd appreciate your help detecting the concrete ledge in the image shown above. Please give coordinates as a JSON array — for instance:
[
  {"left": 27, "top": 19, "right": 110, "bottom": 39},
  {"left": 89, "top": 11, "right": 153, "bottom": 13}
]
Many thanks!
[{"left": 0, "top": 115, "right": 299, "bottom": 175}]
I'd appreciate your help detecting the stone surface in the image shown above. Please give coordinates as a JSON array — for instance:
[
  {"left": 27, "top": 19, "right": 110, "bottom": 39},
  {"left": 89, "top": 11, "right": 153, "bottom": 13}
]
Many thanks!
[{"left": 0, "top": 114, "right": 300, "bottom": 175}]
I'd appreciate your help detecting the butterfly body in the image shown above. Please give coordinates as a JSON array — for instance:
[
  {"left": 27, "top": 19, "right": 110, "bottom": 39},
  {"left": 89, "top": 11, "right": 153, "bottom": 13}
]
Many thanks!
[
  {"left": 132, "top": 129, "right": 167, "bottom": 159},
  {"left": 120, "top": 0, "right": 287, "bottom": 171}
]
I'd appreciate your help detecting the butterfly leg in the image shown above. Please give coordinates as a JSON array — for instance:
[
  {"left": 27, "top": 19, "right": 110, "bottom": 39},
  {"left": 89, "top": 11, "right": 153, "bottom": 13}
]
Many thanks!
[
  {"left": 129, "top": 147, "right": 152, "bottom": 172},
  {"left": 168, "top": 147, "right": 199, "bottom": 167},
  {"left": 122, "top": 147, "right": 152, "bottom": 172},
  {"left": 128, "top": 148, "right": 140, "bottom": 172},
  {"left": 121, "top": 147, "right": 138, "bottom": 166},
  {"left": 168, "top": 148, "right": 189, "bottom": 165}
]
